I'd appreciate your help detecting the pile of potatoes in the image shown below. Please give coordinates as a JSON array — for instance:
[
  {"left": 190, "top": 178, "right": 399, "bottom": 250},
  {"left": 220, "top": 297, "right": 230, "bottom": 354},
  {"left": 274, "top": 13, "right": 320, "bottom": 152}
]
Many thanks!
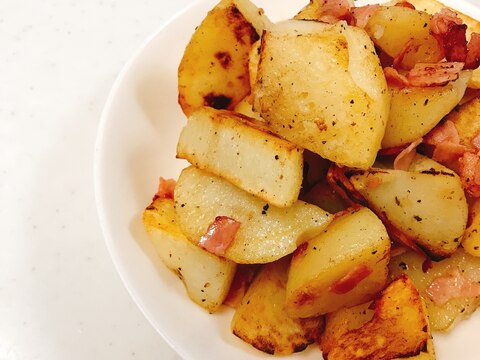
[{"left": 143, "top": 0, "right": 480, "bottom": 358}]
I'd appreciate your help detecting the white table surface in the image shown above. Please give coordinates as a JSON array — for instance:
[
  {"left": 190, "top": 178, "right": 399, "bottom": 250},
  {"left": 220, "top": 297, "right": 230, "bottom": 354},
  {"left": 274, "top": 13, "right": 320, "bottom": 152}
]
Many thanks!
[
  {"left": 0, "top": 0, "right": 190, "bottom": 359},
  {"left": 2, "top": 0, "right": 480, "bottom": 359}
]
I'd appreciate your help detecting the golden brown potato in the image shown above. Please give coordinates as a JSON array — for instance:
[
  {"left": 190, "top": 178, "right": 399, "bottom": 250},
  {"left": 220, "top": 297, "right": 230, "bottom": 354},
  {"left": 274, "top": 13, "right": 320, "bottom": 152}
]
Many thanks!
[
  {"left": 364, "top": 6, "right": 443, "bottom": 69},
  {"left": 320, "top": 275, "right": 431, "bottom": 360},
  {"left": 178, "top": 0, "right": 270, "bottom": 116},
  {"left": 174, "top": 166, "right": 332, "bottom": 264},
  {"left": 347, "top": 155, "right": 468, "bottom": 259},
  {"left": 143, "top": 198, "right": 236, "bottom": 313},
  {"left": 177, "top": 107, "right": 303, "bottom": 207},
  {"left": 285, "top": 207, "right": 390, "bottom": 318},
  {"left": 382, "top": 72, "right": 471, "bottom": 148},
  {"left": 390, "top": 249, "right": 480, "bottom": 331},
  {"left": 231, "top": 257, "right": 324, "bottom": 355},
  {"left": 253, "top": 20, "right": 390, "bottom": 169}
]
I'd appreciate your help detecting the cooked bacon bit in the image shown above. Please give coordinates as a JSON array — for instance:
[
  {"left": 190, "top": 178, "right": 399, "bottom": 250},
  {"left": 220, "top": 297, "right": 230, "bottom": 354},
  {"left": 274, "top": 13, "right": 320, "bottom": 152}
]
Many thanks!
[
  {"left": 393, "top": 39, "right": 415, "bottom": 69},
  {"left": 426, "top": 267, "right": 480, "bottom": 305},
  {"left": 431, "top": 8, "right": 468, "bottom": 63},
  {"left": 351, "top": 4, "right": 380, "bottom": 28},
  {"left": 393, "top": 138, "right": 423, "bottom": 170},
  {"left": 378, "top": 145, "right": 408, "bottom": 157},
  {"left": 465, "top": 32, "right": 480, "bottom": 70},
  {"left": 318, "top": 0, "right": 354, "bottom": 25},
  {"left": 153, "top": 177, "right": 176, "bottom": 200},
  {"left": 223, "top": 265, "right": 259, "bottom": 308},
  {"left": 199, "top": 216, "right": 241, "bottom": 256},
  {"left": 424, "top": 120, "right": 460, "bottom": 145},
  {"left": 459, "top": 152, "right": 480, "bottom": 197},
  {"left": 395, "top": 1, "right": 415, "bottom": 9},
  {"left": 431, "top": 141, "right": 467, "bottom": 164},
  {"left": 329, "top": 264, "right": 373, "bottom": 294},
  {"left": 384, "top": 66, "right": 409, "bottom": 88},
  {"left": 407, "top": 62, "right": 464, "bottom": 87}
]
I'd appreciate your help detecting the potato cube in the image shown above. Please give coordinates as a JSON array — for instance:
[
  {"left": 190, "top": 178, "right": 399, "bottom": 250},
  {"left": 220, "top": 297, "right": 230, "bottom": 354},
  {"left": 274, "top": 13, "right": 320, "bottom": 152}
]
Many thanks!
[
  {"left": 177, "top": 107, "right": 303, "bottom": 207},
  {"left": 253, "top": 20, "right": 390, "bottom": 169},
  {"left": 285, "top": 207, "right": 390, "bottom": 318}
]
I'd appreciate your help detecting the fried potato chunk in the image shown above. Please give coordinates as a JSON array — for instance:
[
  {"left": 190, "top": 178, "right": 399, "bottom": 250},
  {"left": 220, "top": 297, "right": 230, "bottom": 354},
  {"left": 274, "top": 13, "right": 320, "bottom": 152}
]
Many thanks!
[
  {"left": 174, "top": 166, "right": 332, "bottom": 264},
  {"left": 253, "top": 20, "right": 390, "bottom": 169},
  {"left": 231, "top": 257, "right": 324, "bottom": 355},
  {"left": 177, "top": 107, "right": 303, "bottom": 207},
  {"left": 143, "top": 198, "right": 236, "bottom": 313},
  {"left": 178, "top": 0, "right": 270, "bottom": 115},
  {"left": 320, "top": 275, "right": 431, "bottom": 360}
]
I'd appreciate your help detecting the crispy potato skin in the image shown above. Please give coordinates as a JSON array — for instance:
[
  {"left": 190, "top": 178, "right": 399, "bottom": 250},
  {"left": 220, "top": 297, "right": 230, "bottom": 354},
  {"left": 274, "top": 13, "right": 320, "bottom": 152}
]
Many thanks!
[
  {"left": 231, "top": 257, "right": 324, "bottom": 355},
  {"left": 320, "top": 275, "right": 430, "bottom": 360}
]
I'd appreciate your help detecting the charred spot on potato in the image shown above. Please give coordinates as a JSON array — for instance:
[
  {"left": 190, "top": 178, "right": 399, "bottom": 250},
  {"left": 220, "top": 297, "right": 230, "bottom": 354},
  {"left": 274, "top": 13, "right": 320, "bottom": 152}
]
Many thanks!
[
  {"left": 227, "top": 6, "right": 259, "bottom": 45},
  {"left": 203, "top": 93, "right": 232, "bottom": 109},
  {"left": 214, "top": 51, "right": 232, "bottom": 68}
]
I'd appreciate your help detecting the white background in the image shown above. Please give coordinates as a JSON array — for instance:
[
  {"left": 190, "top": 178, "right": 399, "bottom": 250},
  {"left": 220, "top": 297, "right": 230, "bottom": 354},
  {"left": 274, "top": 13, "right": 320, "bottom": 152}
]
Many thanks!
[{"left": 1, "top": 0, "right": 480, "bottom": 359}]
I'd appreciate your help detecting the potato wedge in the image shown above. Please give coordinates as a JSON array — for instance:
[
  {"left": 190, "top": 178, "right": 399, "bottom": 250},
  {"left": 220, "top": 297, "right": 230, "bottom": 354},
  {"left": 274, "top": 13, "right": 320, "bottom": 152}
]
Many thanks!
[
  {"left": 285, "top": 207, "right": 390, "bottom": 318},
  {"left": 382, "top": 71, "right": 471, "bottom": 148},
  {"left": 174, "top": 166, "right": 332, "bottom": 264},
  {"left": 177, "top": 107, "right": 303, "bottom": 207},
  {"left": 233, "top": 95, "right": 263, "bottom": 121},
  {"left": 143, "top": 197, "right": 236, "bottom": 313},
  {"left": 320, "top": 276, "right": 433, "bottom": 360},
  {"left": 462, "top": 198, "right": 480, "bottom": 256},
  {"left": 231, "top": 257, "right": 324, "bottom": 355},
  {"left": 253, "top": 20, "right": 390, "bottom": 169},
  {"left": 390, "top": 249, "right": 480, "bottom": 331},
  {"left": 365, "top": 6, "right": 443, "bottom": 69},
  {"left": 178, "top": 0, "right": 270, "bottom": 116},
  {"left": 347, "top": 155, "right": 468, "bottom": 259}
]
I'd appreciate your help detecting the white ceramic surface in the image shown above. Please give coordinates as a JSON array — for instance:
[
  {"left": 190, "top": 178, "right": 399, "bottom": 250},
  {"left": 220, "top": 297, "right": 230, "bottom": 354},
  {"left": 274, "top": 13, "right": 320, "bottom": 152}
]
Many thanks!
[{"left": 94, "top": 1, "right": 480, "bottom": 360}]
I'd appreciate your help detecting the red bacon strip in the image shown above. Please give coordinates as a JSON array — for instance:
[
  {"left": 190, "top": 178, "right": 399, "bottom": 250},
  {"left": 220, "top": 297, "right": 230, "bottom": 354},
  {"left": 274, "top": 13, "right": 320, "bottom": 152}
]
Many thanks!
[
  {"left": 384, "top": 67, "right": 410, "bottom": 88},
  {"left": 407, "top": 62, "right": 464, "bottom": 86},
  {"left": 351, "top": 4, "right": 380, "bottom": 28},
  {"left": 426, "top": 268, "right": 480, "bottom": 305},
  {"left": 153, "top": 177, "right": 176, "bottom": 201},
  {"left": 199, "top": 216, "right": 241, "bottom": 256},
  {"left": 318, "top": 0, "right": 354, "bottom": 25},
  {"left": 459, "top": 152, "right": 480, "bottom": 198},
  {"left": 393, "top": 138, "right": 423, "bottom": 170},
  {"left": 465, "top": 32, "right": 480, "bottom": 70},
  {"left": 329, "top": 264, "right": 373, "bottom": 294}
]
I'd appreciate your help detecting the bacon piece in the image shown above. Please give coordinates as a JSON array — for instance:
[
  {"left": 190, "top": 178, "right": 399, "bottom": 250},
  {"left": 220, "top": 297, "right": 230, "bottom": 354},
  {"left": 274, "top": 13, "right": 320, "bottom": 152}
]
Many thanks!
[
  {"left": 459, "top": 152, "right": 480, "bottom": 198},
  {"left": 318, "top": 0, "right": 354, "bottom": 25},
  {"left": 384, "top": 67, "right": 409, "bottom": 88},
  {"left": 431, "top": 8, "right": 467, "bottom": 63},
  {"left": 199, "top": 216, "right": 241, "bottom": 256},
  {"left": 153, "top": 177, "right": 176, "bottom": 201},
  {"left": 223, "top": 265, "right": 259, "bottom": 308},
  {"left": 351, "top": 4, "right": 380, "bottom": 28},
  {"left": 426, "top": 267, "right": 480, "bottom": 305},
  {"left": 407, "top": 62, "right": 464, "bottom": 87},
  {"left": 329, "top": 264, "right": 373, "bottom": 294},
  {"left": 393, "top": 39, "right": 415, "bottom": 70},
  {"left": 431, "top": 141, "right": 467, "bottom": 164},
  {"left": 465, "top": 32, "right": 480, "bottom": 70},
  {"left": 395, "top": 1, "right": 415, "bottom": 9},
  {"left": 424, "top": 120, "right": 460, "bottom": 145},
  {"left": 393, "top": 138, "right": 423, "bottom": 170}
]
